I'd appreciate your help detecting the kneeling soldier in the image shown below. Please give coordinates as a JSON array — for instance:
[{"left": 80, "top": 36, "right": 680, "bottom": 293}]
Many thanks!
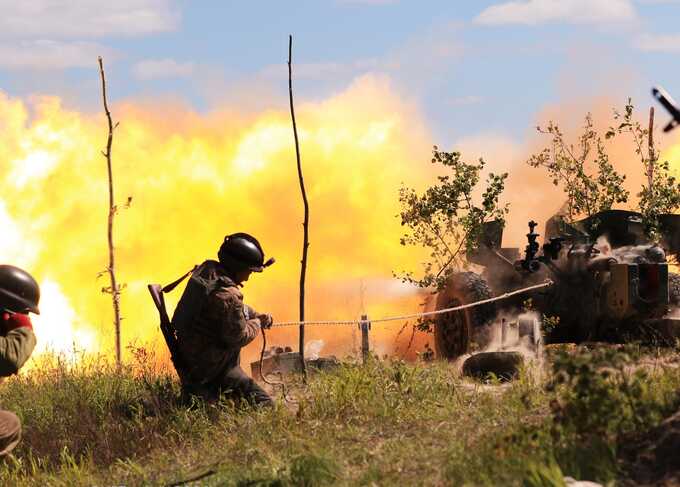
[
  {"left": 0, "top": 265, "right": 39, "bottom": 457},
  {"left": 173, "top": 233, "right": 275, "bottom": 406}
]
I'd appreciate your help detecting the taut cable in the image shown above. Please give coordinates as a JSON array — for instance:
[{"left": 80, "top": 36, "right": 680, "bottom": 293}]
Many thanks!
[{"left": 269, "top": 280, "right": 553, "bottom": 328}]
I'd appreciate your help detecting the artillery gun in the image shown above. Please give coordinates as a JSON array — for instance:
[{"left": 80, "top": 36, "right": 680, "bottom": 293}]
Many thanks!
[{"left": 434, "top": 209, "right": 680, "bottom": 359}]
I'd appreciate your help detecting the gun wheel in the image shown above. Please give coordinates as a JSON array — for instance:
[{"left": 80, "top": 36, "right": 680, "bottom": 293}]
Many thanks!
[{"left": 434, "top": 272, "right": 496, "bottom": 360}]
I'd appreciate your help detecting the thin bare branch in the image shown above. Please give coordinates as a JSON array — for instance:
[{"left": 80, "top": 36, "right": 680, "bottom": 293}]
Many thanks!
[
  {"left": 98, "top": 56, "right": 122, "bottom": 368},
  {"left": 288, "top": 35, "right": 309, "bottom": 381},
  {"left": 648, "top": 107, "right": 655, "bottom": 191}
]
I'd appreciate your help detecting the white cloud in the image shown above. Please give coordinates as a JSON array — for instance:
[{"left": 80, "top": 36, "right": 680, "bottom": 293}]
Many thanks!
[
  {"left": 0, "top": 0, "right": 179, "bottom": 38},
  {"left": 633, "top": 33, "right": 680, "bottom": 51},
  {"left": 0, "top": 40, "right": 114, "bottom": 70},
  {"left": 257, "top": 21, "right": 463, "bottom": 94},
  {"left": 475, "top": 0, "right": 637, "bottom": 25},
  {"left": 133, "top": 58, "right": 194, "bottom": 80}
]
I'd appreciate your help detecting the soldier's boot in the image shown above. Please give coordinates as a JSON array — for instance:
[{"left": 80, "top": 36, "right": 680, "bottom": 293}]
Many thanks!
[{"left": 219, "top": 366, "right": 274, "bottom": 407}]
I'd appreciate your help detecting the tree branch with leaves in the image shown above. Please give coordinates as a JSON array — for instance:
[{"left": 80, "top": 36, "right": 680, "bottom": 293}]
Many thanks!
[
  {"left": 528, "top": 113, "right": 629, "bottom": 221},
  {"left": 605, "top": 99, "right": 680, "bottom": 238},
  {"left": 398, "top": 146, "right": 508, "bottom": 291}
]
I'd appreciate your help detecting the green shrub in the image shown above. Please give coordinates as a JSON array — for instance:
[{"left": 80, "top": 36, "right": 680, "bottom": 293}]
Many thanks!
[{"left": 549, "top": 345, "right": 680, "bottom": 482}]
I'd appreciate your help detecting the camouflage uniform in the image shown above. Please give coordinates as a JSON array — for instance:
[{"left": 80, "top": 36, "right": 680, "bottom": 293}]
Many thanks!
[
  {"left": 0, "top": 320, "right": 37, "bottom": 457},
  {"left": 175, "top": 261, "right": 272, "bottom": 406}
]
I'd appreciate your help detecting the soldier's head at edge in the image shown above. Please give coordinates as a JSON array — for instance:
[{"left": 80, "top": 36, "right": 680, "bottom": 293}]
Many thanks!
[{"left": 0, "top": 265, "right": 40, "bottom": 315}]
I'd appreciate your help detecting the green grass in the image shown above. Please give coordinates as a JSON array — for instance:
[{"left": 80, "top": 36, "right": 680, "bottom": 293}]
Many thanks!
[{"left": 0, "top": 345, "right": 678, "bottom": 486}]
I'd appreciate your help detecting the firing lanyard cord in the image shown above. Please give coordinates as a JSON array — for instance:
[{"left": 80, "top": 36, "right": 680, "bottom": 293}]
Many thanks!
[
  {"left": 268, "top": 280, "right": 554, "bottom": 328},
  {"left": 259, "top": 327, "right": 299, "bottom": 404}
]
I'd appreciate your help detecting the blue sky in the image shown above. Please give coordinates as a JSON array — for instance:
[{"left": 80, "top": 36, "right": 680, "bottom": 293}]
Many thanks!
[{"left": 1, "top": 0, "right": 680, "bottom": 144}]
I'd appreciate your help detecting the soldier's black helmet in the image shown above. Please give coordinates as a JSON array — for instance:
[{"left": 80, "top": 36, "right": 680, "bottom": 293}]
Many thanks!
[
  {"left": 0, "top": 265, "right": 40, "bottom": 315},
  {"left": 218, "top": 233, "right": 275, "bottom": 273}
]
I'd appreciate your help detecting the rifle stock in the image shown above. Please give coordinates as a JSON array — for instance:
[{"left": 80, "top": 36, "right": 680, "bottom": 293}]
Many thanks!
[
  {"left": 147, "top": 283, "right": 188, "bottom": 381},
  {"left": 148, "top": 284, "right": 170, "bottom": 324}
]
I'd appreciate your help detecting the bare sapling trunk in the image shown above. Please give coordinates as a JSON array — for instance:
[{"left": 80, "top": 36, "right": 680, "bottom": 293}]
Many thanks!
[
  {"left": 648, "top": 106, "right": 655, "bottom": 191},
  {"left": 288, "top": 35, "right": 309, "bottom": 380},
  {"left": 98, "top": 56, "right": 122, "bottom": 367}
]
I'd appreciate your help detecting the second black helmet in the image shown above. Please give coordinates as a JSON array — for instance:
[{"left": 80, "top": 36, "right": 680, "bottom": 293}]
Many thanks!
[{"left": 0, "top": 265, "right": 40, "bottom": 314}]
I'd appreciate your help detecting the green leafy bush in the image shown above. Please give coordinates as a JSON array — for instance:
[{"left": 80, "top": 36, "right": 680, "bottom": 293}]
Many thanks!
[{"left": 398, "top": 146, "right": 508, "bottom": 290}]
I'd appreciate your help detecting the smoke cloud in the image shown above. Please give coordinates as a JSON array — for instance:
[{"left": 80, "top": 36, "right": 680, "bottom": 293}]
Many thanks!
[
  {"left": 0, "top": 75, "right": 438, "bottom": 366},
  {"left": 1, "top": 71, "right": 678, "bottom": 368}
]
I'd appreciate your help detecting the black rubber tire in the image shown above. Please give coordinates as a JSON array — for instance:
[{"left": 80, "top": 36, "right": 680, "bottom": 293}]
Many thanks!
[
  {"left": 669, "top": 273, "right": 680, "bottom": 307},
  {"left": 462, "top": 351, "right": 524, "bottom": 381},
  {"left": 434, "top": 272, "right": 496, "bottom": 360}
]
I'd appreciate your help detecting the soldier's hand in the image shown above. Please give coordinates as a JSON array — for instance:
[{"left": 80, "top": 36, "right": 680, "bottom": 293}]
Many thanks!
[{"left": 258, "top": 313, "right": 273, "bottom": 329}]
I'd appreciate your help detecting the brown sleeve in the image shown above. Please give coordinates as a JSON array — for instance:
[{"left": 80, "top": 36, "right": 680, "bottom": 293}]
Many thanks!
[
  {"left": 210, "top": 287, "right": 261, "bottom": 347},
  {"left": 0, "top": 327, "right": 36, "bottom": 376},
  {"left": 245, "top": 304, "right": 259, "bottom": 320}
]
